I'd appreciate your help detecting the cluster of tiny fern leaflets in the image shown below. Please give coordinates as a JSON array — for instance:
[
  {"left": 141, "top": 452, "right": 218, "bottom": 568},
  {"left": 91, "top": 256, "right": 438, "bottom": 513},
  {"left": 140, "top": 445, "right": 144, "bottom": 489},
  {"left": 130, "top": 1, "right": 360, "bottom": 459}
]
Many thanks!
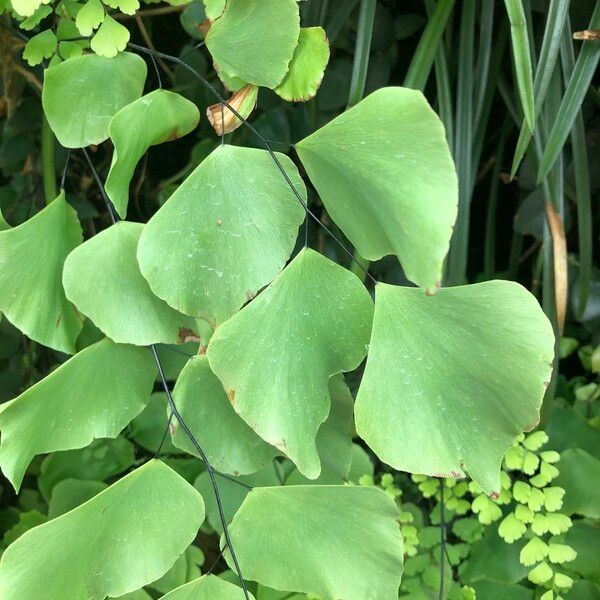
[
  {"left": 0, "top": 1, "right": 559, "bottom": 599},
  {"left": 378, "top": 427, "right": 592, "bottom": 600}
]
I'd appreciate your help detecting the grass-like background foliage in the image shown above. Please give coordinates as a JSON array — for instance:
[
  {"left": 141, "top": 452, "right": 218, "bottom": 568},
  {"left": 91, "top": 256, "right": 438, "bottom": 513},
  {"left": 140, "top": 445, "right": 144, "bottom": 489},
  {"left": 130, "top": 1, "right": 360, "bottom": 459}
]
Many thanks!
[{"left": 0, "top": 1, "right": 598, "bottom": 599}]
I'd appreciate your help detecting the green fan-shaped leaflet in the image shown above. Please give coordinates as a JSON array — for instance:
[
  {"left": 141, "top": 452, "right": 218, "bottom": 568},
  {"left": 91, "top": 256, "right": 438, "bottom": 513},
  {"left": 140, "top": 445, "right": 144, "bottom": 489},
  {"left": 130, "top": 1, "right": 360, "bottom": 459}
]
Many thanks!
[
  {"left": 207, "top": 248, "right": 373, "bottom": 479},
  {"left": 0, "top": 338, "right": 155, "bottom": 491},
  {"left": 137, "top": 145, "right": 305, "bottom": 327},
  {"left": 38, "top": 437, "right": 135, "bottom": 500},
  {"left": 0, "top": 192, "right": 82, "bottom": 354},
  {"left": 355, "top": 281, "right": 555, "bottom": 496},
  {"left": 194, "top": 463, "right": 280, "bottom": 535},
  {"left": 160, "top": 574, "right": 253, "bottom": 599},
  {"left": 63, "top": 221, "right": 197, "bottom": 346},
  {"left": 48, "top": 479, "right": 107, "bottom": 518},
  {"left": 171, "top": 355, "right": 278, "bottom": 475},
  {"left": 75, "top": 0, "right": 104, "bottom": 36},
  {"left": 274, "top": 27, "right": 330, "bottom": 102},
  {"left": 90, "top": 14, "right": 130, "bottom": 58},
  {"left": 555, "top": 448, "right": 600, "bottom": 518},
  {"left": 205, "top": 0, "right": 300, "bottom": 88},
  {"left": 42, "top": 52, "right": 147, "bottom": 148},
  {"left": 225, "top": 486, "right": 404, "bottom": 600},
  {"left": 22, "top": 29, "right": 56, "bottom": 66},
  {"left": 296, "top": 86, "right": 458, "bottom": 294},
  {"left": 105, "top": 90, "right": 200, "bottom": 218},
  {"left": 0, "top": 461, "right": 204, "bottom": 600}
]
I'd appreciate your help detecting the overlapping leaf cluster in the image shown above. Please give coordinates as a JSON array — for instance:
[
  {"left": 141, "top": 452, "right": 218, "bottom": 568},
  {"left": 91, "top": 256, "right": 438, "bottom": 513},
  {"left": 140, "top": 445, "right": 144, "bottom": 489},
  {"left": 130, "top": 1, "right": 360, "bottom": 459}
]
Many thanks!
[{"left": 0, "top": 0, "right": 577, "bottom": 599}]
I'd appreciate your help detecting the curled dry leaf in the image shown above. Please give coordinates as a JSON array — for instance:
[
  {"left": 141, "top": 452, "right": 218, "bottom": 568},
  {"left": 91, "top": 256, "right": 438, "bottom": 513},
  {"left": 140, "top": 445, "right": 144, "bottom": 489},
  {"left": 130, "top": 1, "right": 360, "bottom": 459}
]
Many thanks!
[
  {"left": 573, "top": 29, "right": 600, "bottom": 40},
  {"left": 206, "top": 84, "right": 258, "bottom": 135}
]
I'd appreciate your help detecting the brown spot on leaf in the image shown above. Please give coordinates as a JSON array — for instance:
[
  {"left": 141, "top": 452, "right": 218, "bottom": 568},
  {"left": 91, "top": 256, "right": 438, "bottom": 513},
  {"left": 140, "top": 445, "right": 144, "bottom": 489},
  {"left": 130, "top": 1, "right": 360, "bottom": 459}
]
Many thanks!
[
  {"left": 524, "top": 417, "right": 540, "bottom": 432},
  {"left": 227, "top": 389, "right": 236, "bottom": 405},
  {"left": 450, "top": 471, "right": 462, "bottom": 478},
  {"left": 178, "top": 327, "right": 200, "bottom": 344},
  {"left": 198, "top": 18, "right": 211, "bottom": 37},
  {"left": 198, "top": 345, "right": 207, "bottom": 356},
  {"left": 233, "top": 471, "right": 239, "bottom": 476},
  {"left": 216, "top": 219, "right": 223, "bottom": 226},
  {"left": 165, "top": 127, "right": 181, "bottom": 142},
  {"left": 425, "top": 281, "right": 441, "bottom": 296},
  {"left": 489, "top": 491, "right": 500, "bottom": 500}
]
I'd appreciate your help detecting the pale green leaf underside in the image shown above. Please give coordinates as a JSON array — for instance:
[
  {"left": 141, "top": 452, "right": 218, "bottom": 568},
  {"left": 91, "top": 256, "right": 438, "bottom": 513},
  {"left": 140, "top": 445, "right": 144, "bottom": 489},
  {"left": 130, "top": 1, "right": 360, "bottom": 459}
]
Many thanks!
[
  {"left": 75, "top": 0, "right": 105, "bottom": 37},
  {"left": 207, "top": 248, "right": 373, "bottom": 479},
  {"left": 275, "top": 27, "right": 330, "bottom": 102},
  {"left": 103, "top": 0, "right": 139, "bottom": 15},
  {"left": 106, "top": 90, "right": 200, "bottom": 218},
  {"left": 160, "top": 574, "right": 253, "bottom": 599},
  {"left": 137, "top": 145, "right": 305, "bottom": 327},
  {"left": 19, "top": 5, "right": 52, "bottom": 31},
  {"left": 12, "top": 0, "right": 48, "bottom": 17},
  {"left": 172, "top": 355, "right": 278, "bottom": 475},
  {"left": 296, "top": 86, "right": 458, "bottom": 293},
  {"left": 63, "top": 221, "right": 197, "bottom": 346},
  {"left": 215, "top": 65, "right": 248, "bottom": 93},
  {"left": 225, "top": 486, "right": 404, "bottom": 600},
  {"left": 90, "top": 15, "right": 130, "bottom": 58},
  {"left": 42, "top": 52, "right": 147, "bottom": 148},
  {"left": 0, "top": 461, "right": 204, "bottom": 600},
  {"left": 316, "top": 374, "right": 354, "bottom": 480},
  {"left": 0, "top": 193, "right": 82, "bottom": 354},
  {"left": 203, "top": 0, "right": 225, "bottom": 21},
  {"left": 0, "top": 337, "right": 155, "bottom": 491},
  {"left": 206, "top": 0, "right": 300, "bottom": 88},
  {"left": 285, "top": 441, "right": 374, "bottom": 487},
  {"left": 355, "top": 281, "right": 555, "bottom": 496}
]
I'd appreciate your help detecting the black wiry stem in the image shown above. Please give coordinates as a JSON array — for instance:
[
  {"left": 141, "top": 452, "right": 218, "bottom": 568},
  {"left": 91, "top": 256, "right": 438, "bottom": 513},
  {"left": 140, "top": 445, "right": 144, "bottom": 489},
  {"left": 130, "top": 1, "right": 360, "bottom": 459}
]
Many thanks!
[
  {"left": 60, "top": 150, "right": 71, "bottom": 191},
  {"left": 155, "top": 410, "right": 174, "bottom": 457},
  {"left": 127, "top": 42, "right": 377, "bottom": 285},
  {"left": 152, "top": 347, "right": 250, "bottom": 598},
  {"left": 83, "top": 149, "right": 251, "bottom": 600}
]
